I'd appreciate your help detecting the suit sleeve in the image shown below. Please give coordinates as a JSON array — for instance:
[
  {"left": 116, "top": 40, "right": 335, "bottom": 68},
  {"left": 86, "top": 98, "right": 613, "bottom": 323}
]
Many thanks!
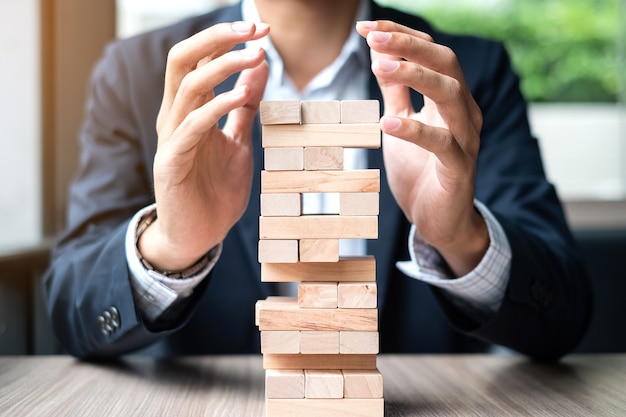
[
  {"left": 42, "top": 40, "right": 208, "bottom": 358},
  {"left": 433, "top": 41, "right": 592, "bottom": 360}
]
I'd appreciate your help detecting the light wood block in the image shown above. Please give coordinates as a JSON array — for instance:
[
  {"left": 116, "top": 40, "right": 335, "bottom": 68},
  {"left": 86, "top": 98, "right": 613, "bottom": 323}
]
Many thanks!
[
  {"left": 266, "top": 369, "right": 305, "bottom": 399},
  {"left": 298, "top": 282, "right": 338, "bottom": 308},
  {"left": 305, "top": 370, "right": 344, "bottom": 399},
  {"left": 261, "top": 169, "right": 380, "bottom": 194},
  {"left": 263, "top": 354, "right": 377, "bottom": 370},
  {"left": 261, "top": 257, "right": 376, "bottom": 283},
  {"left": 300, "top": 331, "right": 340, "bottom": 354},
  {"left": 304, "top": 147, "right": 344, "bottom": 171},
  {"left": 260, "top": 193, "right": 302, "bottom": 217},
  {"left": 256, "top": 297, "right": 377, "bottom": 331},
  {"left": 340, "top": 100, "right": 380, "bottom": 123},
  {"left": 259, "top": 215, "right": 378, "bottom": 240},
  {"left": 260, "top": 100, "right": 300, "bottom": 125},
  {"left": 299, "top": 239, "right": 339, "bottom": 263},
  {"left": 339, "top": 193, "right": 379, "bottom": 216},
  {"left": 340, "top": 331, "right": 379, "bottom": 354},
  {"left": 342, "top": 370, "right": 384, "bottom": 399},
  {"left": 262, "top": 123, "right": 380, "bottom": 149},
  {"left": 266, "top": 398, "right": 384, "bottom": 417},
  {"left": 261, "top": 331, "right": 301, "bottom": 354},
  {"left": 264, "top": 147, "right": 303, "bottom": 171},
  {"left": 258, "top": 240, "right": 298, "bottom": 263},
  {"left": 338, "top": 282, "right": 378, "bottom": 309},
  {"left": 301, "top": 100, "right": 341, "bottom": 124}
]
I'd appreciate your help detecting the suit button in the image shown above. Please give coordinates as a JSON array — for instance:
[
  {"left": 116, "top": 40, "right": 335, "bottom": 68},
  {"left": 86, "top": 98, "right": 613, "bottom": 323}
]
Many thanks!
[
  {"left": 98, "top": 307, "right": 121, "bottom": 335},
  {"left": 109, "top": 307, "right": 120, "bottom": 329}
]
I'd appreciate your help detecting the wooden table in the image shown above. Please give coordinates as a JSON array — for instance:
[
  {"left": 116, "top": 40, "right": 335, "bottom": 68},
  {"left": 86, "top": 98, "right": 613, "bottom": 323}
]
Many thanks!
[{"left": 1, "top": 354, "right": 624, "bottom": 416}]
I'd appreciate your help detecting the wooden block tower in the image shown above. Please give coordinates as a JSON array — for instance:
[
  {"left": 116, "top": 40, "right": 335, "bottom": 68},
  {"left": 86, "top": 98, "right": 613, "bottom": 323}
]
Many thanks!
[{"left": 256, "top": 99, "right": 384, "bottom": 417}]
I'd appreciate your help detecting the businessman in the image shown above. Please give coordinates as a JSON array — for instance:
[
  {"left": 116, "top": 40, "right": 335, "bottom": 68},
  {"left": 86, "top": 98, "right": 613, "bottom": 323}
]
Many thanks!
[{"left": 44, "top": 0, "right": 591, "bottom": 359}]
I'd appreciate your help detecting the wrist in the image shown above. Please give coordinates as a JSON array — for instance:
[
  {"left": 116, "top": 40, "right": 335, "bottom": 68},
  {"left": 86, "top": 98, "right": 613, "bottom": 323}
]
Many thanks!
[
  {"left": 434, "top": 209, "right": 490, "bottom": 277},
  {"left": 136, "top": 210, "right": 215, "bottom": 274}
]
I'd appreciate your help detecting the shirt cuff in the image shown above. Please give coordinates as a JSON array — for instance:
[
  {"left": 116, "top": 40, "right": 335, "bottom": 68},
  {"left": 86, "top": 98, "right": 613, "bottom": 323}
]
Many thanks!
[
  {"left": 396, "top": 200, "right": 511, "bottom": 320},
  {"left": 125, "top": 204, "right": 222, "bottom": 321}
]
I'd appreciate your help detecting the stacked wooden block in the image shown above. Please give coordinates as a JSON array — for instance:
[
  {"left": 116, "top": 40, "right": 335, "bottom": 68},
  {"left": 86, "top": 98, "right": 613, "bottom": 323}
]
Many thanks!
[{"left": 255, "top": 100, "right": 384, "bottom": 417}]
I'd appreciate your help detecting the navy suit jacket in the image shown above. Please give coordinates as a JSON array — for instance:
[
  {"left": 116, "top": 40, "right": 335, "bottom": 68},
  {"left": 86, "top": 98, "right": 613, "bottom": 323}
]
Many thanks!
[{"left": 44, "top": 2, "right": 591, "bottom": 360}]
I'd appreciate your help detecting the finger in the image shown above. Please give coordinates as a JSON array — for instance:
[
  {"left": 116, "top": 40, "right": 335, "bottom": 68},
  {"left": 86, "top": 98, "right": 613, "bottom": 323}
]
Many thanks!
[
  {"left": 381, "top": 115, "right": 468, "bottom": 171},
  {"left": 356, "top": 20, "right": 433, "bottom": 43},
  {"left": 161, "top": 47, "right": 266, "bottom": 138},
  {"left": 162, "top": 22, "right": 270, "bottom": 112},
  {"left": 358, "top": 21, "right": 462, "bottom": 81},
  {"left": 372, "top": 58, "right": 481, "bottom": 141},
  {"left": 224, "top": 61, "right": 269, "bottom": 142},
  {"left": 372, "top": 58, "right": 459, "bottom": 110},
  {"left": 167, "top": 85, "right": 253, "bottom": 155},
  {"left": 367, "top": 48, "right": 412, "bottom": 117}
]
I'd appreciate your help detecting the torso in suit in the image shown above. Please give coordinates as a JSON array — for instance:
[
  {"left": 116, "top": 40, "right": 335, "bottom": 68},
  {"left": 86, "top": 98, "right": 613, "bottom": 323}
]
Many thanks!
[{"left": 44, "top": 1, "right": 591, "bottom": 360}]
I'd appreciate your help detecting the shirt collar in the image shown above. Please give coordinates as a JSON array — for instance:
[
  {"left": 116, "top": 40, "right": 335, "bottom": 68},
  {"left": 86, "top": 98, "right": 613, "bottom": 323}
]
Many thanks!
[{"left": 241, "top": 0, "right": 371, "bottom": 97}]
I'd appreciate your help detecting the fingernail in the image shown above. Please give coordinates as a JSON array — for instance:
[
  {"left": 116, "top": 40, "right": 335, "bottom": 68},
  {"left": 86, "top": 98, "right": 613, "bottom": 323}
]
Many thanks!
[
  {"left": 370, "top": 31, "right": 392, "bottom": 43},
  {"left": 382, "top": 116, "right": 402, "bottom": 131},
  {"left": 378, "top": 59, "right": 400, "bottom": 73},
  {"left": 232, "top": 21, "right": 254, "bottom": 33},
  {"left": 356, "top": 20, "right": 377, "bottom": 30}
]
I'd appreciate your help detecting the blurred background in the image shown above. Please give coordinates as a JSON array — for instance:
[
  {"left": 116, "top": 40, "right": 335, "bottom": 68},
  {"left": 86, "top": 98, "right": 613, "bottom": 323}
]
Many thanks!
[{"left": 1, "top": 0, "right": 624, "bottom": 354}]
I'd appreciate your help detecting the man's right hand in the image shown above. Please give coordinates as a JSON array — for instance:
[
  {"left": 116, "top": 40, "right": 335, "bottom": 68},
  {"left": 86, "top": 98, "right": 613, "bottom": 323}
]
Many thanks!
[{"left": 139, "top": 21, "right": 270, "bottom": 272}]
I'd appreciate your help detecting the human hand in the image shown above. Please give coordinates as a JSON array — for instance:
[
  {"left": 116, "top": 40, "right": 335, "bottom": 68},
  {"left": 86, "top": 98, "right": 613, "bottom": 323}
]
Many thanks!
[
  {"left": 139, "top": 22, "right": 270, "bottom": 271},
  {"left": 356, "top": 20, "right": 489, "bottom": 276}
]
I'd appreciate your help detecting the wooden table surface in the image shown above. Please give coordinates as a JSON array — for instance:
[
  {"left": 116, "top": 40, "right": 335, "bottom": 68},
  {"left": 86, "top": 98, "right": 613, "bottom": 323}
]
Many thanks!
[{"left": 1, "top": 354, "right": 625, "bottom": 416}]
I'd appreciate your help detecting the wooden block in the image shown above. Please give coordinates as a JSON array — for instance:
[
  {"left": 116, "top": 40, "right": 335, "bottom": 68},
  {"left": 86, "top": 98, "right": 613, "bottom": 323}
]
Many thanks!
[
  {"left": 261, "top": 193, "right": 302, "bottom": 217},
  {"left": 300, "top": 331, "right": 340, "bottom": 354},
  {"left": 261, "top": 169, "right": 380, "bottom": 194},
  {"left": 262, "top": 123, "right": 380, "bottom": 149},
  {"left": 339, "top": 193, "right": 379, "bottom": 216},
  {"left": 264, "top": 147, "right": 304, "bottom": 171},
  {"left": 256, "top": 297, "right": 377, "bottom": 331},
  {"left": 260, "top": 100, "right": 300, "bottom": 125},
  {"left": 342, "top": 370, "right": 384, "bottom": 399},
  {"left": 266, "top": 369, "right": 305, "bottom": 399},
  {"left": 301, "top": 100, "right": 341, "bottom": 124},
  {"left": 261, "top": 257, "right": 376, "bottom": 283},
  {"left": 299, "top": 239, "right": 339, "bottom": 263},
  {"left": 340, "top": 100, "right": 380, "bottom": 123},
  {"left": 256, "top": 297, "right": 292, "bottom": 326},
  {"left": 263, "top": 354, "right": 377, "bottom": 370},
  {"left": 258, "top": 240, "right": 298, "bottom": 263},
  {"left": 340, "top": 331, "right": 379, "bottom": 354},
  {"left": 304, "top": 147, "right": 344, "bottom": 171},
  {"left": 267, "top": 398, "right": 384, "bottom": 417},
  {"left": 259, "top": 215, "right": 378, "bottom": 240},
  {"left": 305, "top": 370, "right": 344, "bottom": 399},
  {"left": 298, "top": 282, "right": 338, "bottom": 308},
  {"left": 338, "top": 283, "right": 377, "bottom": 309},
  {"left": 261, "top": 331, "right": 301, "bottom": 354}
]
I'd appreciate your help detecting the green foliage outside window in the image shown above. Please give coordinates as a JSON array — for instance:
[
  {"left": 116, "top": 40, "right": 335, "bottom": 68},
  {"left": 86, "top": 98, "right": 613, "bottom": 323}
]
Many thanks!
[{"left": 375, "top": 0, "right": 620, "bottom": 102}]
